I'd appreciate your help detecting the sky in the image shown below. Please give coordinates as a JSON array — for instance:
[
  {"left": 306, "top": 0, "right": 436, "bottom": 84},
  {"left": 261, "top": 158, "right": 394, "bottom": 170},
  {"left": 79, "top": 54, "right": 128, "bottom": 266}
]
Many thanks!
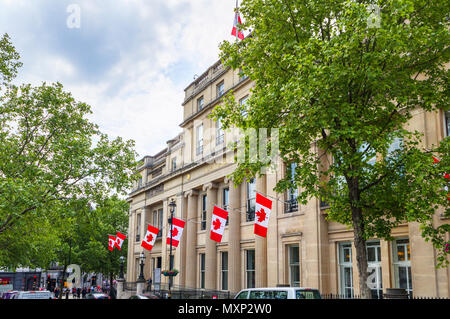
[{"left": 0, "top": 0, "right": 239, "bottom": 158}]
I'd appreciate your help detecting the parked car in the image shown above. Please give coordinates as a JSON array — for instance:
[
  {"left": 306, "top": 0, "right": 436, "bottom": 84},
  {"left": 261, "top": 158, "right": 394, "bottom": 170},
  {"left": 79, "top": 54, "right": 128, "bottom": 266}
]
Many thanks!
[
  {"left": 85, "top": 292, "right": 110, "bottom": 299},
  {"left": 129, "top": 293, "right": 160, "bottom": 299},
  {"left": 234, "top": 287, "right": 321, "bottom": 300},
  {"left": 13, "top": 291, "right": 53, "bottom": 299},
  {"left": 2, "top": 291, "right": 19, "bottom": 299}
]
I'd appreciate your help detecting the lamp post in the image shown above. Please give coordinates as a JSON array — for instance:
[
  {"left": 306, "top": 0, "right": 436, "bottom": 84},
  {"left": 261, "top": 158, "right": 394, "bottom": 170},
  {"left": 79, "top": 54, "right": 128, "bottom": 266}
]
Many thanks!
[
  {"left": 138, "top": 252, "right": 145, "bottom": 281},
  {"left": 119, "top": 256, "right": 125, "bottom": 279},
  {"left": 168, "top": 199, "right": 176, "bottom": 298}
]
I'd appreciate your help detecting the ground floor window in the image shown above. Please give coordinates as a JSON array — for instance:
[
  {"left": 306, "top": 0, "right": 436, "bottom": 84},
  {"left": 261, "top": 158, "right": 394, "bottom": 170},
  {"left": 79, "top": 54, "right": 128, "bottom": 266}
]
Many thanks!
[
  {"left": 366, "top": 241, "right": 383, "bottom": 299},
  {"left": 199, "top": 253, "right": 205, "bottom": 289},
  {"left": 246, "top": 250, "right": 255, "bottom": 288},
  {"left": 221, "top": 252, "right": 228, "bottom": 291},
  {"left": 338, "top": 242, "right": 354, "bottom": 298},
  {"left": 393, "top": 238, "right": 412, "bottom": 295},
  {"left": 288, "top": 245, "right": 300, "bottom": 287}
]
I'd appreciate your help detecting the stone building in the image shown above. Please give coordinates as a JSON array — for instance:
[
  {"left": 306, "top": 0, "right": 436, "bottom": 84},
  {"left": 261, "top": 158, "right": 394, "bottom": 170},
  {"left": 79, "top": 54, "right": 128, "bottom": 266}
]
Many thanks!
[{"left": 126, "top": 59, "right": 450, "bottom": 298}]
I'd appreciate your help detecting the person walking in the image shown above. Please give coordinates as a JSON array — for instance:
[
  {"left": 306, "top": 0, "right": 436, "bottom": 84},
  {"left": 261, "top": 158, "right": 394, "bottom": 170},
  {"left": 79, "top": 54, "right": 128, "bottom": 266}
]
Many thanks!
[
  {"left": 77, "top": 287, "right": 81, "bottom": 299},
  {"left": 81, "top": 287, "right": 87, "bottom": 299}
]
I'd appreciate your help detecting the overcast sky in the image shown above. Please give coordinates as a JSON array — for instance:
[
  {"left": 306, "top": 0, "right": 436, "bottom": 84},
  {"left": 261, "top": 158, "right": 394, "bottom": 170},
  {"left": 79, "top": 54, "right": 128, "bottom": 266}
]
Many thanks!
[{"left": 0, "top": 0, "right": 239, "bottom": 158}]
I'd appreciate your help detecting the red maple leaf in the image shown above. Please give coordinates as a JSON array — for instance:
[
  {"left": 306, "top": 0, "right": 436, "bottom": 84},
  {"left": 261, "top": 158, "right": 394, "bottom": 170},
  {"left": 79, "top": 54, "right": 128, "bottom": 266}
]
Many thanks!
[
  {"left": 146, "top": 234, "right": 153, "bottom": 242},
  {"left": 212, "top": 218, "right": 222, "bottom": 231},
  {"left": 171, "top": 227, "right": 179, "bottom": 238},
  {"left": 256, "top": 208, "right": 266, "bottom": 223}
]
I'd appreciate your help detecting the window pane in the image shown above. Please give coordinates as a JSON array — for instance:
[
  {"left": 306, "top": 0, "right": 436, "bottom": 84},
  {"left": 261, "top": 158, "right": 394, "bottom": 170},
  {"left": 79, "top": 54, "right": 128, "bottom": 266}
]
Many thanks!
[
  {"left": 397, "top": 245, "right": 406, "bottom": 262},
  {"left": 398, "top": 267, "right": 407, "bottom": 289}
]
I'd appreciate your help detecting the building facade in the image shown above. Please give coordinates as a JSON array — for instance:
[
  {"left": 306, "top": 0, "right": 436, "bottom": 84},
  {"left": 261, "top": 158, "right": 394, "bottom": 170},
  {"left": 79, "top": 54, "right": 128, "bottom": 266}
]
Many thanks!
[{"left": 126, "top": 59, "right": 450, "bottom": 298}]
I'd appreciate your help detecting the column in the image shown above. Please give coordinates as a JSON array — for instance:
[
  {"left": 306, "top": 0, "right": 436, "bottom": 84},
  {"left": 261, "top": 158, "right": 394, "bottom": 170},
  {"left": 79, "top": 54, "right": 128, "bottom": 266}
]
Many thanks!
[
  {"left": 228, "top": 178, "right": 241, "bottom": 293},
  {"left": 255, "top": 176, "right": 268, "bottom": 287},
  {"left": 203, "top": 182, "right": 219, "bottom": 290},
  {"left": 184, "top": 189, "right": 199, "bottom": 288}
]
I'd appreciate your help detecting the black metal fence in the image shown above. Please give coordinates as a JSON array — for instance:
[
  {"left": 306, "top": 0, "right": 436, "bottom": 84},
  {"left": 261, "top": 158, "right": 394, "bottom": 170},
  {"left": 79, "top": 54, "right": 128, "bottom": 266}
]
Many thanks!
[{"left": 147, "top": 283, "right": 234, "bottom": 299}]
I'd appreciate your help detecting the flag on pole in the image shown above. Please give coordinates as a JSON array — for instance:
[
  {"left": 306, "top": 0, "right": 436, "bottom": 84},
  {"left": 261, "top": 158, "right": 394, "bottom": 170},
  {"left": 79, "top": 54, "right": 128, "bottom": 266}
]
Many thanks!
[
  {"left": 166, "top": 217, "right": 185, "bottom": 248},
  {"left": 254, "top": 193, "right": 273, "bottom": 237},
  {"left": 108, "top": 235, "right": 116, "bottom": 251},
  {"left": 115, "top": 232, "right": 126, "bottom": 250},
  {"left": 210, "top": 206, "right": 229, "bottom": 242},
  {"left": 231, "top": 1, "right": 245, "bottom": 40},
  {"left": 141, "top": 224, "right": 159, "bottom": 252}
]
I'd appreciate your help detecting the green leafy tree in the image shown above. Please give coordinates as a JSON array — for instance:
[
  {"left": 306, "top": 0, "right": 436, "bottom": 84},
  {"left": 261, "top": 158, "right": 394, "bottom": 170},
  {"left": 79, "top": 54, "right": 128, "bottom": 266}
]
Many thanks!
[
  {"left": 0, "top": 34, "right": 138, "bottom": 267},
  {"left": 213, "top": 0, "right": 449, "bottom": 298}
]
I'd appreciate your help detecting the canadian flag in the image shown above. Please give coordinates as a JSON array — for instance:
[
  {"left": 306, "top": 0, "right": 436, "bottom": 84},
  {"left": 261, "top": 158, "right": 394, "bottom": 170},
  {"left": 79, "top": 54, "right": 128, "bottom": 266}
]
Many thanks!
[
  {"left": 141, "top": 225, "right": 159, "bottom": 252},
  {"left": 231, "top": 10, "right": 245, "bottom": 40},
  {"left": 210, "top": 206, "right": 229, "bottom": 243},
  {"left": 433, "top": 155, "right": 450, "bottom": 199},
  {"left": 115, "top": 232, "right": 126, "bottom": 250},
  {"left": 254, "top": 193, "right": 273, "bottom": 237},
  {"left": 108, "top": 235, "right": 116, "bottom": 251},
  {"left": 166, "top": 217, "right": 185, "bottom": 248}
]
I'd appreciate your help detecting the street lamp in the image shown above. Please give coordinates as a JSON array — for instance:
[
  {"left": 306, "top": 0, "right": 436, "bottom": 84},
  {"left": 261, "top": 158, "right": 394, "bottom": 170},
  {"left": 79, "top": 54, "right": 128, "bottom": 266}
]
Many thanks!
[
  {"left": 168, "top": 199, "right": 176, "bottom": 297},
  {"left": 138, "top": 252, "right": 145, "bottom": 281},
  {"left": 119, "top": 256, "right": 125, "bottom": 279}
]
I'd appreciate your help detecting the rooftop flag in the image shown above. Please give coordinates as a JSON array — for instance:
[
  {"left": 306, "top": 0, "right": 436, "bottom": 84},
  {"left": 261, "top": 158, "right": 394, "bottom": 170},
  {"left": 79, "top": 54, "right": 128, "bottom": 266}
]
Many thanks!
[{"left": 231, "top": 1, "right": 245, "bottom": 40}]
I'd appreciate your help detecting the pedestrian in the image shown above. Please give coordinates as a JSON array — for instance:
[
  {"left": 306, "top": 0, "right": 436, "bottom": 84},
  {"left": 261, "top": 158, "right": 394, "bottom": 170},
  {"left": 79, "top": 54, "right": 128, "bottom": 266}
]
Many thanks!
[
  {"left": 147, "top": 278, "right": 152, "bottom": 291},
  {"left": 72, "top": 287, "right": 76, "bottom": 299},
  {"left": 77, "top": 287, "right": 81, "bottom": 299},
  {"left": 81, "top": 287, "right": 87, "bottom": 299},
  {"left": 54, "top": 287, "right": 59, "bottom": 298},
  {"left": 65, "top": 288, "right": 69, "bottom": 299}
]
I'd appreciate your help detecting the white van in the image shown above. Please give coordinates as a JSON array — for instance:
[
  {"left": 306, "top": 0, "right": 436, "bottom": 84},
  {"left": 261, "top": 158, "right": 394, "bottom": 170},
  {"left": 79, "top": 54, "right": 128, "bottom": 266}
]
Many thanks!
[
  {"left": 13, "top": 291, "right": 53, "bottom": 299},
  {"left": 234, "top": 287, "right": 321, "bottom": 299}
]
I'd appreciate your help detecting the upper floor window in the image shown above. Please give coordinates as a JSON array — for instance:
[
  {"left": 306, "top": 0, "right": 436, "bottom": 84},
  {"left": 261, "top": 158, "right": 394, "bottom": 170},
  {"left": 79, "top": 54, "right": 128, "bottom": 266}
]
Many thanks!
[
  {"left": 285, "top": 162, "right": 298, "bottom": 213},
  {"left": 201, "top": 194, "right": 207, "bottom": 230},
  {"left": 239, "top": 67, "right": 248, "bottom": 81},
  {"left": 223, "top": 187, "right": 229, "bottom": 225},
  {"left": 217, "top": 81, "right": 225, "bottom": 98},
  {"left": 171, "top": 158, "right": 177, "bottom": 171},
  {"left": 152, "top": 209, "right": 163, "bottom": 237},
  {"left": 445, "top": 111, "right": 450, "bottom": 137},
  {"left": 135, "top": 212, "right": 141, "bottom": 242},
  {"left": 246, "top": 178, "right": 256, "bottom": 221},
  {"left": 216, "top": 118, "right": 224, "bottom": 145},
  {"left": 196, "top": 124, "right": 203, "bottom": 155},
  {"left": 197, "top": 96, "right": 204, "bottom": 111}
]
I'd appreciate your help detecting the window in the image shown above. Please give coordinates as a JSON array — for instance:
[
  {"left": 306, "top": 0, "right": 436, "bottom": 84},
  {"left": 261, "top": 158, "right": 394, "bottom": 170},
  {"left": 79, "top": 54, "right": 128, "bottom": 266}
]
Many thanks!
[
  {"left": 285, "top": 162, "right": 299, "bottom": 213},
  {"left": 288, "top": 245, "right": 300, "bottom": 287},
  {"left": 240, "top": 95, "right": 249, "bottom": 118},
  {"left": 366, "top": 241, "right": 383, "bottom": 299},
  {"left": 217, "top": 81, "right": 225, "bottom": 98},
  {"left": 153, "top": 208, "right": 163, "bottom": 237},
  {"left": 196, "top": 124, "right": 203, "bottom": 155},
  {"left": 223, "top": 188, "right": 229, "bottom": 225},
  {"left": 246, "top": 178, "right": 256, "bottom": 221},
  {"left": 445, "top": 111, "right": 450, "bottom": 137},
  {"left": 171, "top": 158, "right": 177, "bottom": 171},
  {"left": 338, "top": 242, "right": 354, "bottom": 298},
  {"left": 359, "top": 142, "right": 376, "bottom": 166},
  {"left": 246, "top": 250, "right": 255, "bottom": 288},
  {"left": 136, "top": 213, "right": 141, "bottom": 242},
  {"left": 239, "top": 67, "right": 248, "bottom": 81},
  {"left": 216, "top": 118, "right": 224, "bottom": 145},
  {"left": 201, "top": 194, "right": 207, "bottom": 230},
  {"left": 197, "top": 96, "right": 204, "bottom": 111},
  {"left": 200, "top": 253, "right": 205, "bottom": 289},
  {"left": 221, "top": 252, "right": 228, "bottom": 291},
  {"left": 393, "top": 238, "right": 412, "bottom": 296}
]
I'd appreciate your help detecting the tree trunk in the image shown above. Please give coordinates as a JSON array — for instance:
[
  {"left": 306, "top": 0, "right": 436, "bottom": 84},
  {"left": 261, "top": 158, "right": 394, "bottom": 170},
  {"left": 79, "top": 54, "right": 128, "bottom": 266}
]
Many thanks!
[
  {"left": 351, "top": 206, "right": 372, "bottom": 299},
  {"left": 348, "top": 174, "right": 372, "bottom": 299}
]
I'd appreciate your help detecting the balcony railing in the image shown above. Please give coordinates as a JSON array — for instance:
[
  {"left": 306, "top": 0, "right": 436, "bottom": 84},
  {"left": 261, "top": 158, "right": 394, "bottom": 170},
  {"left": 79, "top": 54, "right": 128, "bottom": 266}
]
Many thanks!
[{"left": 285, "top": 198, "right": 298, "bottom": 213}]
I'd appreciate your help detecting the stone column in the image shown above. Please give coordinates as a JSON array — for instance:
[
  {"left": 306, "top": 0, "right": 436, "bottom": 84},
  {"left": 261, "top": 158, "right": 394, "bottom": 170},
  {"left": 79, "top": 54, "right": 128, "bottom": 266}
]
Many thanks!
[
  {"left": 203, "top": 182, "right": 219, "bottom": 290},
  {"left": 228, "top": 178, "right": 241, "bottom": 293},
  {"left": 184, "top": 189, "right": 199, "bottom": 289},
  {"left": 255, "top": 175, "right": 268, "bottom": 287}
]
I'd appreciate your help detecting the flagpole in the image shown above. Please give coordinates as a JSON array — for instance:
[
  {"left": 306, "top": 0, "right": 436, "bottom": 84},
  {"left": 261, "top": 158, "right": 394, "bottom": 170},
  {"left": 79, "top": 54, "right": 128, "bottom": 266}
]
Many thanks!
[{"left": 235, "top": 0, "right": 239, "bottom": 43}]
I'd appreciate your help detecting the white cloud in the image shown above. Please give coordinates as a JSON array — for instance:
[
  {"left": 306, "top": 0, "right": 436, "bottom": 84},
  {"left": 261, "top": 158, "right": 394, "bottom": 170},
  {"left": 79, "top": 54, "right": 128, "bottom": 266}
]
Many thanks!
[{"left": 0, "top": 0, "right": 240, "bottom": 157}]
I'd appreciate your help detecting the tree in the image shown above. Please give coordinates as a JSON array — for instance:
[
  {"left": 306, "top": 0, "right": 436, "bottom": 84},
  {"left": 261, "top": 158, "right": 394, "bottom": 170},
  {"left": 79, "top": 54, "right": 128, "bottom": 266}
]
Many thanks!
[
  {"left": 0, "top": 33, "right": 138, "bottom": 267},
  {"left": 213, "top": 0, "right": 449, "bottom": 298}
]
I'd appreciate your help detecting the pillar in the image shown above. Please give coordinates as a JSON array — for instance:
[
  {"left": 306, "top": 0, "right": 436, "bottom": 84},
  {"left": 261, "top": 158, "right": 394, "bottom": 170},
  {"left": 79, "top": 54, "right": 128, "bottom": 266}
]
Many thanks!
[
  {"left": 228, "top": 178, "right": 241, "bottom": 293},
  {"left": 203, "top": 182, "right": 219, "bottom": 290},
  {"left": 255, "top": 175, "right": 268, "bottom": 287},
  {"left": 184, "top": 189, "right": 199, "bottom": 288}
]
